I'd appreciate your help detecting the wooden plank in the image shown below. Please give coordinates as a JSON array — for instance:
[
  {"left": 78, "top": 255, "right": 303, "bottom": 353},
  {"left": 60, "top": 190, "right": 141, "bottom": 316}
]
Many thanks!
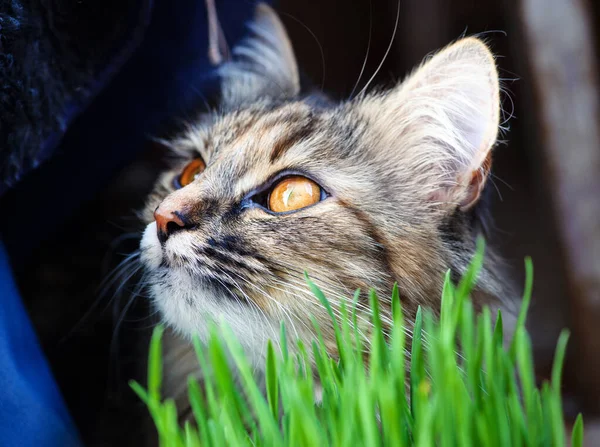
[{"left": 516, "top": 0, "right": 600, "bottom": 412}]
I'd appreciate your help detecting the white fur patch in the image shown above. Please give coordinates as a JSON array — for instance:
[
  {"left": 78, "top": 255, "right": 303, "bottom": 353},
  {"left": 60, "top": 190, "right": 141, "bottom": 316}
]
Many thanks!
[{"left": 140, "top": 222, "right": 279, "bottom": 367}]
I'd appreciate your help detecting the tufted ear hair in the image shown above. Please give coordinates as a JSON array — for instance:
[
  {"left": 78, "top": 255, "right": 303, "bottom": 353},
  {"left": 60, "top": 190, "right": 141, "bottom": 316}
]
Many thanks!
[
  {"left": 357, "top": 37, "right": 501, "bottom": 211},
  {"left": 217, "top": 3, "right": 300, "bottom": 108}
]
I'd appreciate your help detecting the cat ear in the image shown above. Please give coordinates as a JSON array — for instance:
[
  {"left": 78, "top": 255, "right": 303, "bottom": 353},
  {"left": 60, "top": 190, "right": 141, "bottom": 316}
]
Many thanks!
[
  {"left": 217, "top": 3, "right": 300, "bottom": 107},
  {"left": 360, "top": 38, "right": 500, "bottom": 211}
]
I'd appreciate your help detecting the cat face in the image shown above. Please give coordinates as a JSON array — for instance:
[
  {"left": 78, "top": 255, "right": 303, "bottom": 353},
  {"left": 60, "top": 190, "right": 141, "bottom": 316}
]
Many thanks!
[{"left": 140, "top": 3, "right": 506, "bottom": 361}]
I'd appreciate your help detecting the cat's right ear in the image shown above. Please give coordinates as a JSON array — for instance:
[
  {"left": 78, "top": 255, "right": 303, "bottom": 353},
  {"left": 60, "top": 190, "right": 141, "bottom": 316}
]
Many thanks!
[
  {"left": 216, "top": 3, "right": 300, "bottom": 108},
  {"left": 355, "top": 38, "right": 501, "bottom": 212}
]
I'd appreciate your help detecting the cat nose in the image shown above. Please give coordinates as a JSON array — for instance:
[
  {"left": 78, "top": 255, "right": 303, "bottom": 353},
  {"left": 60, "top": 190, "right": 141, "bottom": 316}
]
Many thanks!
[{"left": 154, "top": 206, "right": 187, "bottom": 243}]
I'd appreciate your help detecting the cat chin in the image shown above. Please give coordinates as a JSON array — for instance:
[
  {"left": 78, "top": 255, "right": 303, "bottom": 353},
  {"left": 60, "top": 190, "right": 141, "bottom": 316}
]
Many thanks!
[
  {"left": 140, "top": 222, "right": 278, "bottom": 365},
  {"left": 150, "top": 275, "right": 278, "bottom": 366}
]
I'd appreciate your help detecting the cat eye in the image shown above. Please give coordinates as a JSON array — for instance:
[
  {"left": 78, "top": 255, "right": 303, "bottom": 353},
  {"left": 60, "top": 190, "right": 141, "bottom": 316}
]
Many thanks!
[
  {"left": 176, "top": 158, "right": 206, "bottom": 188},
  {"left": 268, "top": 176, "right": 322, "bottom": 213}
]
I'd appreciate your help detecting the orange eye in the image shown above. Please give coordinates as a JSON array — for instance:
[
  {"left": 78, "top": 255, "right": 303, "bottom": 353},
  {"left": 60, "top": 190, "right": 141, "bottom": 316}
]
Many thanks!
[
  {"left": 268, "top": 176, "right": 321, "bottom": 213},
  {"left": 178, "top": 158, "right": 206, "bottom": 187}
]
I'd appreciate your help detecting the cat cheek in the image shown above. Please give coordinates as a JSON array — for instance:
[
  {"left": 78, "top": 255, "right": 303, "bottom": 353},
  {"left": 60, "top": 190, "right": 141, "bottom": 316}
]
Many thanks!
[{"left": 140, "top": 222, "right": 163, "bottom": 269}]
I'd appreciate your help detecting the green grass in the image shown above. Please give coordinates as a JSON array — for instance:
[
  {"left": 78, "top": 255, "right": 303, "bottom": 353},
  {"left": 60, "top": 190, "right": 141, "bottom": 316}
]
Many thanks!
[{"left": 131, "top": 240, "right": 584, "bottom": 446}]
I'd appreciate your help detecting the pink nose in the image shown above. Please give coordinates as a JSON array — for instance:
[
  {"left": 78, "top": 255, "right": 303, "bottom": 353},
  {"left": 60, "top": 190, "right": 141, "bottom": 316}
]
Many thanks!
[{"left": 154, "top": 205, "right": 186, "bottom": 242}]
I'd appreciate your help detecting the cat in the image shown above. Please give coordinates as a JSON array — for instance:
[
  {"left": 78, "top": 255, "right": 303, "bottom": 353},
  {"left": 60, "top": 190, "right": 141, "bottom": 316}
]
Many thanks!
[{"left": 138, "top": 2, "right": 516, "bottom": 421}]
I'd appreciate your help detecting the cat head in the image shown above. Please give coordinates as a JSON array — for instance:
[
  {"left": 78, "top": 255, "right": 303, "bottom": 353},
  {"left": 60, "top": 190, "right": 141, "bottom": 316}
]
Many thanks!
[{"left": 140, "top": 3, "right": 508, "bottom": 361}]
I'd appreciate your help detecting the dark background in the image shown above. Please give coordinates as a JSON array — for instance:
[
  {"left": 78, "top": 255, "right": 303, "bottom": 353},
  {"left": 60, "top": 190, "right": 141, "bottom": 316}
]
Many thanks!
[{"left": 13, "top": 0, "right": 600, "bottom": 444}]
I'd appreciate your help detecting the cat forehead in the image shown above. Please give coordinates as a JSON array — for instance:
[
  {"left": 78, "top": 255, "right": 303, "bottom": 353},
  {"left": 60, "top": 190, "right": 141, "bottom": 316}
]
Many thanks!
[
  {"left": 212, "top": 100, "right": 321, "bottom": 151},
  {"left": 176, "top": 101, "right": 348, "bottom": 187}
]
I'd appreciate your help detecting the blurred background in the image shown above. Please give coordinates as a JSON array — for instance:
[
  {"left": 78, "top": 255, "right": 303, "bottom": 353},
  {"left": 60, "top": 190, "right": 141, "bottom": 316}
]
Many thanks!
[{"left": 8, "top": 0, "right": 600, "bottom": 444}]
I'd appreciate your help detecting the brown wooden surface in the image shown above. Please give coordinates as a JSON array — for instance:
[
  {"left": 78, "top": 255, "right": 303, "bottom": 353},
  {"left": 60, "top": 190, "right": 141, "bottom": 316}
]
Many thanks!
[{"left": 514, "top": 0, "right": 600, "bottom": 413}]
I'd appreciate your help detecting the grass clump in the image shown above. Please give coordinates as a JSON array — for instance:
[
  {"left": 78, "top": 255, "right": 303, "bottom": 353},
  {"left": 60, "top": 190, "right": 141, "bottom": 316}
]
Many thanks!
[{"left": 131, "top": 241, "right": 584, "bottom": 446}]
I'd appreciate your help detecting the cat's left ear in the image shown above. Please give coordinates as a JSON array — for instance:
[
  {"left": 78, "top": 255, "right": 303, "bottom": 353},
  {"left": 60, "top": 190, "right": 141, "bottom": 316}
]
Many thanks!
[
  {"left": 359, "top": 38, "right": 500, "bottom": 211},
  {"left": 217, "top": 3, "right": 300, "bottom": 108}
]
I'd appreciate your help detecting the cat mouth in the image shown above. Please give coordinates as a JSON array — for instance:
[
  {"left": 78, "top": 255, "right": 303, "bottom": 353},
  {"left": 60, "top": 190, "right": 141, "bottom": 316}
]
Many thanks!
[
  {"left": 140, "top": 221, "right": 200, "bottom": 271},
  {"left": 140, "top": 222, "right": 252, "bottom": 302},
  {"left": 140, "top": 222, "right": 164, "bottom": 269}
]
